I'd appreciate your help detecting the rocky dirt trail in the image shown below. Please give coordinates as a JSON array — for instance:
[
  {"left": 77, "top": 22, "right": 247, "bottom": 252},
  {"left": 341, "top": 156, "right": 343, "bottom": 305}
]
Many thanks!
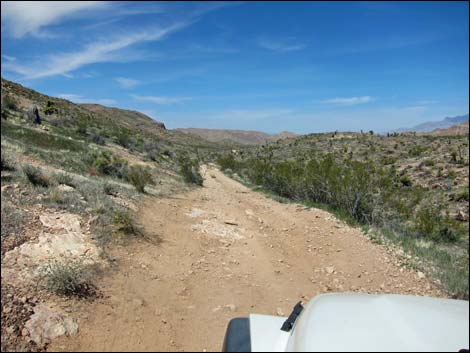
[{"left": 50, "top": 164, "right": 444, "bottom": 352}]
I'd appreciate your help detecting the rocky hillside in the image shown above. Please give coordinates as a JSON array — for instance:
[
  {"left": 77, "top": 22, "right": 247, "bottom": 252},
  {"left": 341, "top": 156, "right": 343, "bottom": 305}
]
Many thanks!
[
  {"left": 429, "top": 120, "right": 469, "bottom": 136},
  {"left": 0, "top": 77, "right": 229, "bottom": 351},
  {"left": 176, "top": 128, "right": 298, "bottom": 145},
  {"left": 393, "top": 114, "right": 469, "bottom": 133},
  {"left": 80, "top": 104, "right": 166, "bottom": 131}
]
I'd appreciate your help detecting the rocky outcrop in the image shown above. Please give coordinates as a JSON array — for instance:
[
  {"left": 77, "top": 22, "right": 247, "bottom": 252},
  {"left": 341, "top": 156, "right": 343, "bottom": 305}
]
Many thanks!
[
  {"left": 24, "top": 305, "right": 78, "bottom": 347},
  {"left": 1, "top": 212, "right": 102, "bottom": 286}
]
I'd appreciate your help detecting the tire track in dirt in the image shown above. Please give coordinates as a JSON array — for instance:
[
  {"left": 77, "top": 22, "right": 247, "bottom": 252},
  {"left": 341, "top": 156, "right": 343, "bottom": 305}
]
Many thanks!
[{"left": 50, "top": 164, "right": 444, "bottom": 352}]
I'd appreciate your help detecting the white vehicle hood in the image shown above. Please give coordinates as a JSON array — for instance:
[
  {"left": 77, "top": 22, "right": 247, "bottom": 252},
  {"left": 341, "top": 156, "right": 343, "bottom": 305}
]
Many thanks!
[{"left": 250, "top": 293, "right": 469, "bottom": 352}]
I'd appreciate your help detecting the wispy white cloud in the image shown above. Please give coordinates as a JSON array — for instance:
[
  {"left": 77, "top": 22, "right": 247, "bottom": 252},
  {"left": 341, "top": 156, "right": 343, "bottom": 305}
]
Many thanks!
[
  {"left": 114, "top": 77, "right": 140, "bottom": 89},
  {"left": 131, "top": 94, "right": 192, "bottom": 105},
  {"left": 1, "top": 1, "right": 109, "bottom": 38},
  {"left": 2, "top": 22, "right": 193, "bottom": 80},
  {"left": 58, "top": 93, "right": 116, "bottom": 106},
  {"left": 416, "top": 100, "right": 438, "bottom": 105},
  {"left": 321, "top": 96, "right": 375, "bottom": 105},
  {"left": 257, "top": 37, "right": 307, "bottom": 52},
  {"left": 1, "top": 55, "right": 16, "bottom": 62}
]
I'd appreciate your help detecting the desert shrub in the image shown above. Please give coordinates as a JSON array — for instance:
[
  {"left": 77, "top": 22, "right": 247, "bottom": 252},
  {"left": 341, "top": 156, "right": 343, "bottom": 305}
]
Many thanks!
[
  {"left": 1, "top": 151, "right": 15, "bottom": 171},
  {"left": 1, "top": 199, "right": 27, "bottom": 239},
  {"left": 22, "top": 164, "right": 51, "bottom": 187},
  {"left": 382, "top": 156, "right": 397, "bottom": 165},
  {"left": 43, "top": 100, "right": 57, "bottom": 115},
  {"left": 217, "top": 154, "right": 242, "bottom": 172},
  {"left": 42, "top": 260, "right": 91, "bottom": 297},
  {"left": 127, "top": 165, "right": 153, "bottom": 193},
  {"left": 115, "top": 129, "right": 132, "bottom": 148},
  {"left": 88, "top": 131, "right": 106, "bottom": 145},
  {"left": 409, "top": 145, "right": 426, "bottom": 157},
  {"left": 447, "top": 170, "right": 457, "bottom": 180},
  {"left": 86, "top": 150, "right": 128, "bottom": 179},
  {"left": 451, "top": 188, "right": 469, "bottom": 202},
  {"left": 2, "top": 95, "right": 17, "bottom": 111},
  {"left": 438, "top": 219, "right": 459, "bottom": 243},
  {"left": 44, "top": 188, "right": 85, "bottom": 212},
  {"left": 399, "top": 175, "right": 412, "bottom": 187},
  {"left": 450, "top": 150, "right": 458, "bottom": 163},
  {"left": 1, "top": 122, "right": 85, "bottom": 152},
  {"left": 423, "top": 159, "right": 435, "bottom": 167},
  {"left": 415, "top": 205, "right": 439, "bottom": 237},
  {"left": 102, "top": 182, "right": 117, "bottom": 195},
  {"left": 114, "top": 209, "right": 142, "bottom": 236},
  {"left": 179, "top": 155, "right": 203, "bottom": 186},
  {"left": 53, "top": 172, "right": 74, "bottom": 186}
]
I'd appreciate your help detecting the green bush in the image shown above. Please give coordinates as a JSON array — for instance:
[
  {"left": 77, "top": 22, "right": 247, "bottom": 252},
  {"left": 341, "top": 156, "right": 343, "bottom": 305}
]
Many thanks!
[
  {"left": 1, "top": 199, "right": 27, "bottom": 239},
  {"left": 1, "top": 121, "right": 85, "bottom": 152},
  {"left": 127, "top": 165, "right": 153, "bottom": 193},
  {"left": 43, "top": 100, "right": 57, "bottom": 115},
  {"left": 409, "top": 145, "right": 426, "bottom": 157},
  {"left": 423, "top": 159, "right": 435, "bottom": 167},
  {"left": 22, "top": 164, "right": 51, "bottom": 187},
  {"left": 114, "top": 209, "right": 142, "bottom": 236},
  {"left": 88, "top": 131, "right": 106, "bottom": 145},
  {"left": 115, "top": 129, "right": 132, "bottom": 148},
  {"left": 42, "top": 260, "right": 90, "bottom": 296},
  {"left": 53, "top": 172, "right": 74, "bottom": 186},
  {"left": 415, "top": 205, "right": 440, "bottom": 239},
  {"left": 1, "top": 151, "right": 15, "bottom": 171},
  {"left": 452, "top": 188, "right": 469, "bottom": 202},
  {"left": 102, "top": 182, "right": 117, "bottom": 195},
  {"left": 399, "top": 175, "right": 412, "bottom": 187},
  {"left": 86, "top": 150, "right": 128, "bottom": 179},
  {"left": 2, "top": 95, "right": 17, "bottom": 111},
  {"left": 179, "top": 155, "right": 203, "bottom": 186},
  {"left": 217, "top": 154, "right": 241, "bottom": 172}
]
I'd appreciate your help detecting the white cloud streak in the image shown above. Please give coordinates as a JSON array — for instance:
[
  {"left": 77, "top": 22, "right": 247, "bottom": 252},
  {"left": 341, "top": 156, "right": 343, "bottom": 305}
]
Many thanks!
[
  {"left": 257, "top": 38, "right": 307, "bottom": 52},
  {"left": 321, "top": 96, "right": 374, "bottom": 105},
  {"left": 114, "top": 77, "right": 140, "bottom": 89},
  {"left": 1, "top": 1, "right": 108, "bottom": 38},
  {"left": 2, "top": 22, "right": 193, "bottom": 79},
  {"left": 58, "top": 93, "right": 116, "bottom": 105},
  {"left": 131, "top": 94, "right": 192, "bottom": 105}
]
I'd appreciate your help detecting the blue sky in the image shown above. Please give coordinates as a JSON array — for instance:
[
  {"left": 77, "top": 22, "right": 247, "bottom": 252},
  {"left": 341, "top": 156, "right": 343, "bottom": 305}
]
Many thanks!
[{"left": 1, "top": 1, "right": 468, "bottom": 134}]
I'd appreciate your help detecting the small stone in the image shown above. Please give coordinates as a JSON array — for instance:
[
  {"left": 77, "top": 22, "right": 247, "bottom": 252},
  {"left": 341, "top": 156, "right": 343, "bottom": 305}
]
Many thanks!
[
  {"left": 417, "top": 272, "right": 425, "bottom": 279},
  {"left": 325, "top": 266, "right": 335, "bottom": 275},
  {"left": 226, "top": 304, "right": 237, "bottom": 312},
  {"left": 132, "top": 298, "right": 145, "bottom": 307}
]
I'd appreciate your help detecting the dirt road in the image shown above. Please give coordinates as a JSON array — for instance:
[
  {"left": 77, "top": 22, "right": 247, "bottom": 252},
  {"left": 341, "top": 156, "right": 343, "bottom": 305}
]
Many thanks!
[{"left": 51, "top": 165, "right": 443, "bottom": 352}]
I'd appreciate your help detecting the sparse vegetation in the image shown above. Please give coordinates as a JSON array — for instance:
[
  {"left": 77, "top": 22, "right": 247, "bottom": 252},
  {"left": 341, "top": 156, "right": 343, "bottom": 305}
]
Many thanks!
[
  {"left": 1, "top": 94, "right": 17, "bottom": 111},
  {"left": 114, "top": 209, "right": 142, "bottom": 236},
  {"left": 179, "top": 155, "right": 203, "bottom": 186},
  {"left": 216, "top": 130, "right": 469, "bottom": 298},
  {"left": 42, "top": 260, "right": 92, "bottom": 297},
  {"left": 1, "top": 151, "right": 15, "bottom": 171},
  {"left": 127, "top": 165, "right": 153, "bottom": 193},
  {"left": 43, "top": 100, "right": 57, "bottom": 116},
  {"left": 53, "top": 172, "right": 75, "bottom": 186},
  {"left": 22, "top": 164, "right": 51, "bottom": 187}
]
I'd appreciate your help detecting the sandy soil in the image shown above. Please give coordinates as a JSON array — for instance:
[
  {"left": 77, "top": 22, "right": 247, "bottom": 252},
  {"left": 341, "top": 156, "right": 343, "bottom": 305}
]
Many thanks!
[{"left": 49, "top": 164, "right": 444, "bottom": 352}]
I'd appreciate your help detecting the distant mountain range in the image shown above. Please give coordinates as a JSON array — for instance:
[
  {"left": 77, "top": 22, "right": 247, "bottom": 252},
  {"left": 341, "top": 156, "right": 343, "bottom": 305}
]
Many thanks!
[
  {"left": 176, "top": 128, "right": 298, "bottom": 145},
  {"left": 429, "top": 120, "right": 469, "bottom": 136},
  {"left": 392, "top": 114, "right": 469, "bottom": 133}
]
